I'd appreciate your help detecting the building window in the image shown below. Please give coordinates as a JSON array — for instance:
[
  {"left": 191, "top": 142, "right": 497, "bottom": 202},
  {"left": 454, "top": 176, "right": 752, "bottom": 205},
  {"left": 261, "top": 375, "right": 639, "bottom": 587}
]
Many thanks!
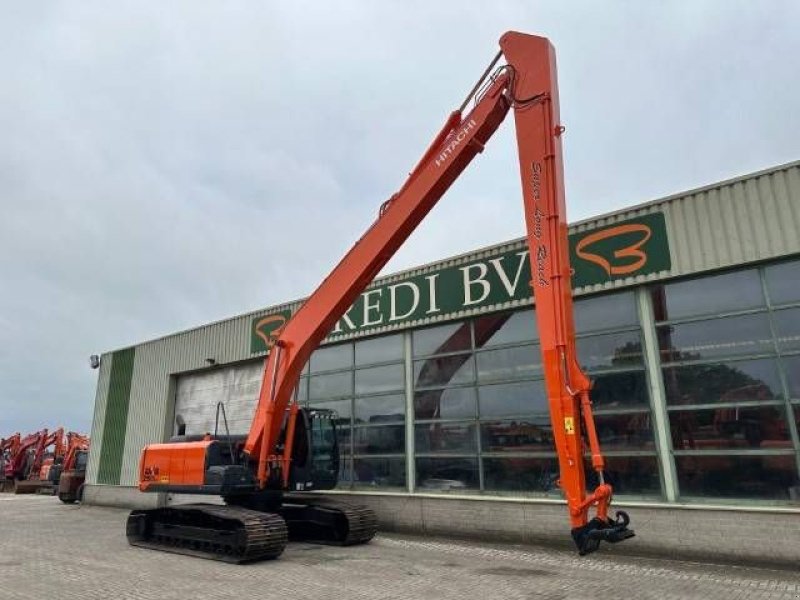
[
  {"left": 651, "top": 263, "right": 800, "bottom": 502},
  {"left": 305, "top": 339, "right": 406, "bottom": 490},
  {"left": 412, "top": 291, "right": 661, "bottom": 499}
]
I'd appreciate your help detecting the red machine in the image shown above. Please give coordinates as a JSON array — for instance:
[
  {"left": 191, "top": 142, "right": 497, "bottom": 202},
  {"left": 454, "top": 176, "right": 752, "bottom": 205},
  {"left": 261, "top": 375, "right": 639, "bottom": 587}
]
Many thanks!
[
  {"left": 127, "top": 31, "right": 633, "bottom": 562},
  {"left": 3, "top": 429, "right": 47, "bottom": 491},
  {"left": 0, "top": 433, "right": 22, "bottom": 492},
  {"left": 57, "top": 432, "right": 90, "bottom": 503},
  {"left": 15, "top": 428, "right": 64, "bottom": 494}
]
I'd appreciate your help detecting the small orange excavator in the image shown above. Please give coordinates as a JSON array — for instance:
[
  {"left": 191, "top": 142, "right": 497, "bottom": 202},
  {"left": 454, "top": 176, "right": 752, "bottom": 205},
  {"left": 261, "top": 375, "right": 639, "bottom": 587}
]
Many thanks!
[
  {"left": 0, "top": 433, "right": 21, "bottom": 492},
  {"left": 127, "top": 31, "right": 633, "bottom": 562},
  {"left": 56, "top": 432, "right": 90, "bottom": 503},
  {"left": 15, "top": 427, "right": 64, "bottom": 494}
]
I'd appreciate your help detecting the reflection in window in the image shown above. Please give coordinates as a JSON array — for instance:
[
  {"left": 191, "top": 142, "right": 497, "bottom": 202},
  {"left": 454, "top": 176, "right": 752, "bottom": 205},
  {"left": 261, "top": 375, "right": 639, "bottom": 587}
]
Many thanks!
[
  {"left": 415, "top": 423, "right": 476, "bottom": 453},
  {"left": 586, "top": 456, "right": 661, "bottom": 496},
  {"left": 296, "top": 377, "right": 308, "bottom": 403},
  {"left": 413, "top": 322, "right": 471, "bottom": 357},
  {"left": 480, "top": 418, "right": 554, "bottom": 452},
  {"left": 784, "top": 356, "right": 800, "bottom": 398},
  {"left": 590, "top": 371, "right": 649, "bottom": 409},
  {"left": 309, "top": 371, "right": 352, "bottom": 400},
  {"left": 474, "top": 311, "right": 537, "bottom": 347},
  {"left": 577, "top": 331, "right": 643, "bottom": 371},
  {"left": 353, "top": 425, "right": 405, "bottom": 454},
  {"left": 414, "top": 355, "right": 474, "bottom": 388},
  {"left": 414, "top": 387, "right": 477, "bottom": 420},
  {"left": 592, "top": 412, "right": 654, "bottom": 451},
  {"left": 355, "top": 334, "right": 403, "bottom": 366},
  {"left": 651, "top": 270, "right": 764, "bottom": 321},
  {"left": 355, "top": 363, "right": 404, "bottom": 395},
  {"left": 574, "top": 291, "right": 637, "bottom": 333},
  {"left": 354, "top": 394, "right": 405, "bottom": 424},
  {"left": 483, "top": 457, "right": 560, "bottom": 493},
  {"left": 662, "top": 359, "right": 782, "bottom": 406},
  {"left": 765, "top": 259, "right": 800, "bottom": 305},
  {"left": 476, "top": 344, "right": 541, "bottom": 382},
  {"left": 772, "top": 307, "right": 800, "bottom": 352},
  {"left": 669, "top": 406, "right": 791, "bottom": 450},
  {"left": 336, "top": 427, "right": 352, "bottom": 455},
  {"left": 310, "top": 343, "right": 353, "bottom": 372},
  {"left": 416, "top": 457, "right": 479, "bottom": 491},
  {"left": 675, "top": 455, "right": 797, "bottom": 500},
  {"left": 657, "top": 313, "right": 773, "bottom": 362},
  {"left": 479, "top": 380, "right": 548, "bottom": 417},
  {"left": 352, "top": 457, "right": 406, "bottom": 489},
  {"left": 310, "top": 398, "right": 352, "bottom": 425}
]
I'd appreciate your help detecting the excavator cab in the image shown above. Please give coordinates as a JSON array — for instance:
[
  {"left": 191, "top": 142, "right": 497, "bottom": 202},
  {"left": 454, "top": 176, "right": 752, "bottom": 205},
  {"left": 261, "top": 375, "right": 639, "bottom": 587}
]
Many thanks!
[{"left": 287, "top": 408, "right": 340, "bottom": 492}]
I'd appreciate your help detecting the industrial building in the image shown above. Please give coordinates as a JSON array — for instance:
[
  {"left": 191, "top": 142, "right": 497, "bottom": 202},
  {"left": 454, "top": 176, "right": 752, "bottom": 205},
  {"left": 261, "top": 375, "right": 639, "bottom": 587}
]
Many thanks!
[{"left": 85, "top": 160, "right": 800, "bottom": 565}]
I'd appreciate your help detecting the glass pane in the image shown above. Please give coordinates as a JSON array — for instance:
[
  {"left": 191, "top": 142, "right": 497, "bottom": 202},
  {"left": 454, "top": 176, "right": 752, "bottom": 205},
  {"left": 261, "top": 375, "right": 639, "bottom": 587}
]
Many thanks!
[
  {"left": 353, "top": 457, "right": 406, "bottom": 488},
  {"left": 310, "top": 398, "right": 351, "bottom": 426},
  {"left": 338, "top": 456, "right": 353, "bottom": 486},
  {"left": 480, "top": 417, "right": 554, "bottom": 452},
  {"left": 765, "top": 259, "right": 800, "bottom": 305},
  {"left": 416, "top": 457, "right": 479, "bottom": 491},
  {"left": 784, "top": 356, "right": 800, "bottom": 398},
  {"left": 669, "top": 406, "right": 792, "bottom": 450},
  {"left": 476, "top": 344, "right": 541, "bottom": 383},
  {"left": 353, "top": 394, "right": 405, "bottom": 425},
  {"left": 413, "top": 322, "right": 471, "bottom": 357},
  {"left": 590, "top": 370, "right": 649, "bottom": 409},
  {"left": 586, "top": 456, "right": 662, "bottom": 496},
  {"left": 414, "top": 387, "right": 477, "bottom": 420},
  {"left": 353, "top": 425, "right": 405, "bottom": 454},
  {"left": 657, "top": 313, "right": 773, "bottom": 362},
  {"left": 355, "top": 364, "right": 404, "bottom": 395},
  {"left": 650, "top": 269, "right": 764, "bottom": 321},
  {"left": 593, "top": 412, "right": 654, "bottom": 451},
  {"left": 310, "top": 343, "right": 352, "bottom": 372},
  {"left": 675, "top": 455, "right": 797, "bottom": 500},
  {"left": 773, "top": 307, "right": 800, "bottom": 352},
  {"left": 296, "top": 377, "right": 308, "bottom": 403},
  {"left": 337, "top": 427, "right": 352, "bottom": 455},
  {"left": 355, "top": 334, "right": 403, "bottom": 366},
  {"left": 483, "top": 457, "right": 560, "bottom": 494},
  {"left": 414, "top": 355, "right": 474, "bottom": 388},
  {"left": 662, "top": 359, "right": 782, "bottom": 406},
  {"left": 577, "top": 331, "right": 643, "bottom": 371},
  {"left": 795, "top": 405, "right": 800, "bottom": 434},
  {"left": 474, "top": 310, "right": 537, "bottom": 347},
  {"left": 479, "top": 380, "right": 548, "bottom": 418},
  {"left": 415, "top": 422, "right": 476, "bottom": 453},
  {"left": 574, "top": 291, "right": 637, "bottom": 332},
  {"left": 309, "top": 371, "right": 352, "bottom": 400}
]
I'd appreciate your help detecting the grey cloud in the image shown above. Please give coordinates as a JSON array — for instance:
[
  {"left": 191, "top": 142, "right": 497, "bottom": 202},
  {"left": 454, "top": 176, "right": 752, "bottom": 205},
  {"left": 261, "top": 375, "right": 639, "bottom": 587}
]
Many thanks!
[{"left": 1, "top": 1, "right": 798, "bottom": 434}]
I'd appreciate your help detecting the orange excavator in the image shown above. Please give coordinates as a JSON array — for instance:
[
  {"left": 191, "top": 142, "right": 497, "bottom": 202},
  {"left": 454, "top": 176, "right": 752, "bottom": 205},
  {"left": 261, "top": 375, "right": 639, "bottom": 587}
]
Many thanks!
[
  {"left": 56, "top": 432, "right": 91, "bottom": 503},
  {"left": 126, "top": 31, "right": 633, "bottom": 562},
  {"left": 0, "top": 433, "right": 21, "bottom": 492},
  {"left": 15, "top": 427, "right": 65, "bottom": 494}
]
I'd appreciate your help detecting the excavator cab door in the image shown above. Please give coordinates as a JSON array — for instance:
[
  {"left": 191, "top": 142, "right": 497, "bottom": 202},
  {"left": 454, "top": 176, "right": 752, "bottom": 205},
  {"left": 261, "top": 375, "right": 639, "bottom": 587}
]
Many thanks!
[{"left": 289, "top": 408, "right": 340, "bottom": 492}]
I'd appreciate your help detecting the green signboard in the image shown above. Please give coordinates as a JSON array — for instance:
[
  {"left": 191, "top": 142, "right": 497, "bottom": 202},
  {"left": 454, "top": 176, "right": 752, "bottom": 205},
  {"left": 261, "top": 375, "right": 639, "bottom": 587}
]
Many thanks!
[{"left": 251, "top": 212, "right": 670, "bottom": 353}]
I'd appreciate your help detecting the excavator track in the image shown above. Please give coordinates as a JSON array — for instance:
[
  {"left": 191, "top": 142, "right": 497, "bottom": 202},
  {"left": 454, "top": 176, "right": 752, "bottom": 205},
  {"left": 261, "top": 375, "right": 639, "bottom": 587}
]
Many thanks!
[
  {"left": 126, "top": 503, "right": 288, "bottom": 563},
  {"left": 279, "top": 499, "right": 377, "bottom": 546}
]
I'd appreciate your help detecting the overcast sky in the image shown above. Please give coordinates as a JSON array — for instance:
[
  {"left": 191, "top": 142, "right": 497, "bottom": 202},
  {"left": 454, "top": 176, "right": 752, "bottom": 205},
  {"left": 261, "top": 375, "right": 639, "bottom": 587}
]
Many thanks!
[{"left": 1, "top": 1, "right": 798, "bottom": 435}]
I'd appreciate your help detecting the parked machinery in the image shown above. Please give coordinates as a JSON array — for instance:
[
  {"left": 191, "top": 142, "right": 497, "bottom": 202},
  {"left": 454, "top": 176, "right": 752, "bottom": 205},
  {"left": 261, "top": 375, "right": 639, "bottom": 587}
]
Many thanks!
[
  {"left": 56, "top": 432, "right": 90, "bottom": 503},
  {"left": 0, "top": 433, "right": 21, "bottom": 492},
  {"left": 13, "top": 428, "right": 64, "bottom": 495},
  {"left": 125, "top": 31, "right": 633, "bottom": 563}
]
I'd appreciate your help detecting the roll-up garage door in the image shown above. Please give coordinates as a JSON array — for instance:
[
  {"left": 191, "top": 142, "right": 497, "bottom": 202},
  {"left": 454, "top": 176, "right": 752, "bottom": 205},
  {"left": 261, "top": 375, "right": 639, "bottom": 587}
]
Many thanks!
[{"left": 172, "top": 360, "right": 265, "bottom": 438}]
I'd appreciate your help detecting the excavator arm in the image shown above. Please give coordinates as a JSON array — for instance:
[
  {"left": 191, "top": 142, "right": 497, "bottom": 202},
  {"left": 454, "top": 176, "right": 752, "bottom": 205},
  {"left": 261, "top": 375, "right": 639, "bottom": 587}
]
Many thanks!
[{"left": 243, "top": 31, "right": 633, "bottom": 554}]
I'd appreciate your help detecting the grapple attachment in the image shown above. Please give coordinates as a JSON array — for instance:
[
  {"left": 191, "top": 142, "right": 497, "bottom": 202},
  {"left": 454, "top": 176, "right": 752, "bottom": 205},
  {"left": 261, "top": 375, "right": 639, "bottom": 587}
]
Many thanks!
[{"left": 571, "top": 511, "right": 634, "bottom": 556}]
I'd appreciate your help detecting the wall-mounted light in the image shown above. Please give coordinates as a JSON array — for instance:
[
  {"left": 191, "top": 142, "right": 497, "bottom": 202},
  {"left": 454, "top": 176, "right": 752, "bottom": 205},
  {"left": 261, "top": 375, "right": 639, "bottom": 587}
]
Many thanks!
[{"left": 89, "top": 355, "right": 101, "bottom": 369}]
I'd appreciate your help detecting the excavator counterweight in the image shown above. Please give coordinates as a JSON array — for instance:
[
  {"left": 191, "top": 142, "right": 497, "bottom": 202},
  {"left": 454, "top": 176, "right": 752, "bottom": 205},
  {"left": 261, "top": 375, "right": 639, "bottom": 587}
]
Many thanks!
[{"left": 128, "top": 30, "right": 633, "bottom": 562}]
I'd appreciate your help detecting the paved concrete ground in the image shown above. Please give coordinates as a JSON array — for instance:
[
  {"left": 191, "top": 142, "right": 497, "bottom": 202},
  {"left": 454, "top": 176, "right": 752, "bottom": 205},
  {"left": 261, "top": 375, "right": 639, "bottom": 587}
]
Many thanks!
[{"left": 1, "top": 495, "right": 798, "bottom": 600}]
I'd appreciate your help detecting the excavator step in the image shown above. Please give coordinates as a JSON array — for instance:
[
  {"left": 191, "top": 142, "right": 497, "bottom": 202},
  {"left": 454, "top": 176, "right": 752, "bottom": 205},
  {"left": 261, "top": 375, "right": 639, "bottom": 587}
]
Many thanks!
[
  {"left": 126, "top": 503, "right": 288, "bottom": 564},
  {"left": 278, "top": 499, "right": 378, "bottom": 546}
]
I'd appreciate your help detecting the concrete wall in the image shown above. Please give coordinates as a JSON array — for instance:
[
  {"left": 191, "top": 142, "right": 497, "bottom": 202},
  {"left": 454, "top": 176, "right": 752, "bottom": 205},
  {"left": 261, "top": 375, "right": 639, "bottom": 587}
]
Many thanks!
[{"left": 84, "top": 484, "right": 800, "bottom": 568}]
